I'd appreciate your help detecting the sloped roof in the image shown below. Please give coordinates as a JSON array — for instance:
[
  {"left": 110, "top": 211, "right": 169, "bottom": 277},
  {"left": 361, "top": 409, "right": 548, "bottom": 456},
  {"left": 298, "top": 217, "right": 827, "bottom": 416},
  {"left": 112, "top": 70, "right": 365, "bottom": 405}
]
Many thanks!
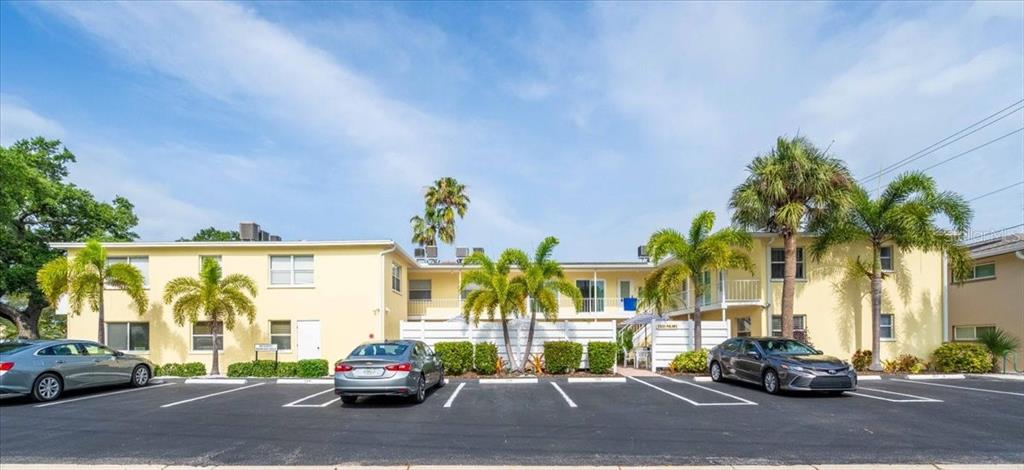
[{"left": 966, "top": 233, "right": 1024, "bottom": 260}]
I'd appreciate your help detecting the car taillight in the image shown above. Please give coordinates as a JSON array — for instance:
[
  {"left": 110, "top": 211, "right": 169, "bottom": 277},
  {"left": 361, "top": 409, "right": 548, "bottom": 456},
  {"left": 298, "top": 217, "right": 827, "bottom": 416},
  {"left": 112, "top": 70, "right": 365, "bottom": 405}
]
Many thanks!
[
  {"left": 385, "top": 362, "right": 412, "bottom": 372},
  {"left": 0, "top": 362, "right": 12, "bottom": 375},
  {"left": 335, "top": 364, "right": 353, "bottom": 372}
]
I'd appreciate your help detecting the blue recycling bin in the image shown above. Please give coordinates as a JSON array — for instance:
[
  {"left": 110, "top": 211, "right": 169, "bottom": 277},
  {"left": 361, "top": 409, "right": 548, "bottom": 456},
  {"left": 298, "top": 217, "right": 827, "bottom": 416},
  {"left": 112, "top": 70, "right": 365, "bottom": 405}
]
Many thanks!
[{"left": 623, "top": 297, "right": 638, "bottom": 311}]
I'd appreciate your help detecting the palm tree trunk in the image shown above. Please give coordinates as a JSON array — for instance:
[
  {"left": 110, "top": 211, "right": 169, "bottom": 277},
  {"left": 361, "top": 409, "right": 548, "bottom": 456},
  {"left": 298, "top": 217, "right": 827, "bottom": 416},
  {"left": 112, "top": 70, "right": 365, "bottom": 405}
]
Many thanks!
[
  {"left": 520, "top": 307, "right": 537, "bottom": 373},
  {"left": 97, "top": 288, "right": 106, "bottom": 344},
  {"left": 211, "top": 321, "right": 221, "bottom": 376},
  {"left": 869, "top": 247, "right": 883, "bottom": 371},
  {"left": 781, "top": 233, "right": 797, "bottom": 338},
  {"left": 693, "top": 295, "right": 703, "bottom": 351},
  {"left": 500, "top": 312, "right": 515, "bottom": 374}
]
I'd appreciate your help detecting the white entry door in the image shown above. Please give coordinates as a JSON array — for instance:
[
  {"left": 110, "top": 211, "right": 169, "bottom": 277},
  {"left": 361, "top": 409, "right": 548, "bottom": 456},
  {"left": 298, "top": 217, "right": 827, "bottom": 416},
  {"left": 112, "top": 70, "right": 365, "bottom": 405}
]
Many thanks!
[{"left": 296, "top": 320, "right": 321, "bottom": 360}]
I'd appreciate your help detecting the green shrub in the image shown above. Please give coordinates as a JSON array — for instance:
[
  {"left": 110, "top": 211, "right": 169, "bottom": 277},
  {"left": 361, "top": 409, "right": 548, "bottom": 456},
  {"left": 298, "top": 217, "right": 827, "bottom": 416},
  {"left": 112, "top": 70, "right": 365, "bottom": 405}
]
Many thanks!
[
  {"left": 474, "top": 342, "right": 498, "bottom": 375},
  {"left": 543, "top": 341, "right": 583, "bottom": 374},
  {"left": 851, "top": 350, "right": 873, "bottom": 371},
  {"left": 434, "top": 341, "right": 474, "bottom": 375},
  {"left": 277, "top": 361, "right": 299, "bottom": 377},
  {"left": 882, "top": 354, "right": 926, "bottom": 374},
  {"left": 155, "top": 362, "right": 206, "bottom": 377},
  {"left": 932, "top": 342, "right": 991, "bottom": 373},
  {"left": 226, "top": 362, "right": 252, "bottom": 377},
  {"left": 587, "top": 341, "right": 617, "bottom": 374},
  {"left": 226, "top": 360, "right": 281, "bottom": 377},
  {"left": 977, "top": 328, "right": 1021, "bottom": 371},
  {"left": 669, "top": 349, "right": 708, "bottom": 373},
  {"left": 297, "top": 359, "right": 329, "bottom": 377}
]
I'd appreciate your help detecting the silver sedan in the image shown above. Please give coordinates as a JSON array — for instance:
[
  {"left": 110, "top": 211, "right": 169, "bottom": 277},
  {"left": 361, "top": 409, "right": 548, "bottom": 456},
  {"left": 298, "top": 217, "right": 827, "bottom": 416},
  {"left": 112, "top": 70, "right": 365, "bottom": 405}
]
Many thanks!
[
  {"left": 0, "top": 339, "right": 154, "bottom": 402},
  {"left": 334, "top": 340, "right": 444, "bottom": 404}
]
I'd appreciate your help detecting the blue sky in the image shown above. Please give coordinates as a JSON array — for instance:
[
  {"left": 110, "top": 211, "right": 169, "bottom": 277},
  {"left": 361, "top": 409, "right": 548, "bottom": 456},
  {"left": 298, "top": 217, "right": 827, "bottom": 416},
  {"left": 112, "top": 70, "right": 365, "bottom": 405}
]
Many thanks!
[{"left": 2, "top": 1, "right": 1022, "bottom": 260}]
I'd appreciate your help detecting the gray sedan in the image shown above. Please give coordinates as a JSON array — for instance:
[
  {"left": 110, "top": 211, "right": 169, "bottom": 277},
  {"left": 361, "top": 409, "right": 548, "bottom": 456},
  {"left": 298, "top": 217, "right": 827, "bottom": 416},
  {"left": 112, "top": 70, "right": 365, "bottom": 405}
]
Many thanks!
[
  {"left": 334, "top": 340, "right": 444, "bottom": 404},
  {"left": 0, "top": 339, "right": 154, "bottom": 402},
  {"left": 707, "top": 337, "right": 857, "bottom": 394}
]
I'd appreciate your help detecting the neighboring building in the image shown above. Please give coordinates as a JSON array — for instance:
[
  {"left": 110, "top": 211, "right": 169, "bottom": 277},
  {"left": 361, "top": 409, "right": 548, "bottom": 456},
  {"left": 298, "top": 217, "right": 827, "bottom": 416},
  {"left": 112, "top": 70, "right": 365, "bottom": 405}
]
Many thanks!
[
  {"left": 949, "top": 233, "right": 1024, "bottom": 371},
  {"left": 51, "top": 229, "right": 949, "bottom": 370}
]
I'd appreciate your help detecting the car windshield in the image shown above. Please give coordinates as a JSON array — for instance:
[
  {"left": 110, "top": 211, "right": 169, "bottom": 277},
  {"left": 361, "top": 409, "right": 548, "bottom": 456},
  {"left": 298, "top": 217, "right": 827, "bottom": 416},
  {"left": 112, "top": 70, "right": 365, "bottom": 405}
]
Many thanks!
[
  {"left": 756, "top": 339, "right": 817, "bottom": 355},
  {"left": 0, "top": 342, "right": 33, "bottom": 354},
  {"left": 350, "top": 343, "right": 409, "bottom": 357}
]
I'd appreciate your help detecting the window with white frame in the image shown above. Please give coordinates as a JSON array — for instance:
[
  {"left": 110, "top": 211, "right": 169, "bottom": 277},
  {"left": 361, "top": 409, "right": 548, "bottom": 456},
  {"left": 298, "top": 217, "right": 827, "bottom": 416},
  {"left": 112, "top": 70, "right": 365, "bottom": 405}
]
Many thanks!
[
  {"left": 106, "top": 256, "right": 149, "bottom": 287},
  {"left": 771, "top": 314, "right": 807, "bottom": 340},
  {"left": 269, "top": 321, "right": 291, "bottom": 350},
  {"left": 269, "top": 255, "right": 314, "bottom": 286},
  {"left": 199, "top": 255, "right": 222, "bottom": 270},
  {"left": 879, "top": 246, "right": 893, "bottom": 272},
  {"left": 409, "top": 279, "right": 431, "bottom": 300},
  {"left": 880, "top": 313, "right": 894, "bottom": 339},
  {"left": 953, "top": 325, "right": 997, "bottom": 341},
  {"left": 192, "top": 321, "right": 223, "bottom": 351},
  {"left": 619, "top": 280, "right": 632, "bottom": 299},
  {"left": 391, "top": 263, "right": 402, "bottom": 292},
  {"left": 737, "top": 317, "right": 752, "bottom": 337},
  {"left": 965, "top": 263, "right": 996, "bottom": 281},
  {"left": 106, "top": 322, "right": 149, "bottom": 351},
  {"left": 770, "top": 248, "right": 804, "bottom": 280}
]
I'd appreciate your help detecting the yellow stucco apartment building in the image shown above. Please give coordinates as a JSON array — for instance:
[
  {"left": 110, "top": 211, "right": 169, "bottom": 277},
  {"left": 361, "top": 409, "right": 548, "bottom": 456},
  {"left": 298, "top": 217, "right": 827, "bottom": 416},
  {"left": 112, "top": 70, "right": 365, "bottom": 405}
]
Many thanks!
[{"left": 52, "top": 231, "right": 949, "bottom": 370}]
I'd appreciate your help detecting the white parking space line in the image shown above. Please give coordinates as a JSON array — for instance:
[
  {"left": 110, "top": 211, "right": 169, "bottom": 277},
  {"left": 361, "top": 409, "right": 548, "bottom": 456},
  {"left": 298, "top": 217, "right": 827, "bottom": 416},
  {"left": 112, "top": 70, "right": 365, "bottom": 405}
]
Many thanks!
[
  {"left": 892, "top": 378, "right": 1024, "bottom": 397},
  {"left": 627, "top": 376, "right": 754, "bottom": 406},
  {"left": 34, "top": 383, "right": 175, "bottom": 408},
  {"left": 443, "top": 382, "right": 466, "bottom": 408},
  {"left": 160, "top": 383, "right": 264, "bottom": 408},
  {"left": 550, "top": 382, "right": 577, "bottom": 408},
  {"left": 282, "top": 388, "right": 339, "bottom": 408},
  {"left": 663, "top": 376, "right": 758, "bottom": 405},
  {"left": 848, "top": 386, "right": 942, "bottom": 403}
]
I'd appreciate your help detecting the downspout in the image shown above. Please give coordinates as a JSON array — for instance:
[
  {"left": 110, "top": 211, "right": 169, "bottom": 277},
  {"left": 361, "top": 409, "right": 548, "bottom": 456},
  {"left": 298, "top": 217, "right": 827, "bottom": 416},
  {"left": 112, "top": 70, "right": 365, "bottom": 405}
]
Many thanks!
[
  {"left": 942, "top": 252, "right": 949, "bottom": 343},
  {"left": 378, "top": 243, "right": 398, "bottom": 340}
]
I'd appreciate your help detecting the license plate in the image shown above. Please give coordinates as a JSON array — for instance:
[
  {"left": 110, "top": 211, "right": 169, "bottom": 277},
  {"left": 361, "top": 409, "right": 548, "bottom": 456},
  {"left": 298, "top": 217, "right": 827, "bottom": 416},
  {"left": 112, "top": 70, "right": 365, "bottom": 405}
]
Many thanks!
[{"left": 353, "top": 368, "right": 384, "bottom": 377}]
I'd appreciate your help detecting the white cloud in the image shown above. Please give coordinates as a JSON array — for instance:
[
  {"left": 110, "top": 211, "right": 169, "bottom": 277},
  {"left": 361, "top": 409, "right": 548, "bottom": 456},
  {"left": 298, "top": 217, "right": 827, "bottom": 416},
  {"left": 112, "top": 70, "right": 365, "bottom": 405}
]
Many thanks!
[
  {"left": 919, "top": 48, "right": 1017, "bottom": 95},
  {"left": 0, "top": 95, "right": 65, "bottom": 145}
]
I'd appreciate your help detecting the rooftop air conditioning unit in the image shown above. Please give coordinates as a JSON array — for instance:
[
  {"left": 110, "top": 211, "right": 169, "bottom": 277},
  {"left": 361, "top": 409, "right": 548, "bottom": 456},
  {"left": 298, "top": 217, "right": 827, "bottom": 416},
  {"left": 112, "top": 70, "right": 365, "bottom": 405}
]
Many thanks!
[
  {"left": 414, "top": 247, "right": 427, "bottom": 259},
  {"left": 638, "top": 245, "right": 649, "bottom": 260},
  {"left": 425, "top": 245, "right": 439, "bottom": 259},
  {"left": 239, "top": 222, "right": 260, "bottom": 241},
  {"left": 258, "top": 230, "right": 269, "bottom": 241},
  {"left": 269, "top": 235, "right": 281, "bottom": 242},
  {"left": 455, "top": 247, "right": 471, "bottom": 258},
  {"left": 472, "top": 247, "right": 484, "bottom": 254}
]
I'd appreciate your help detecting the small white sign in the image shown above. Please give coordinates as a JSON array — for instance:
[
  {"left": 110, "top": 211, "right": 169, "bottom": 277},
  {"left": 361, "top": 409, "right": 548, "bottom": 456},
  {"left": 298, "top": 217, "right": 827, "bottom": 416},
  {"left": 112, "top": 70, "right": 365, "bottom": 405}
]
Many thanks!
[
  {"left": 656, "top": 323, "right": 678, "bottom": 330},
  {"left": 255, "top": 343, "right": 278, "bottom": 352}
]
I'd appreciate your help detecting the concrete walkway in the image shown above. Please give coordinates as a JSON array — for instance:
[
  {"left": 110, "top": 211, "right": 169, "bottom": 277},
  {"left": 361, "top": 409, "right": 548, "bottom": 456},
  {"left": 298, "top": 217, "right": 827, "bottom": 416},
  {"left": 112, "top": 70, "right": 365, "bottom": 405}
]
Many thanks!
[
  {"left": 617, "top": 366, "right": 660, "bottom": 377},
  {"left": 2, "top": 464, "right": 1020, "bottom": 469}
]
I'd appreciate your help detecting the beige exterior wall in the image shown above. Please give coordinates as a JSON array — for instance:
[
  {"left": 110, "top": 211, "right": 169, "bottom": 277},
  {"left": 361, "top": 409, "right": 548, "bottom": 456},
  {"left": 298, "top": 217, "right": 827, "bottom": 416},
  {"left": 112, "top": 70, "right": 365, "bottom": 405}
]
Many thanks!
[
  {"left": 64, "top": 243, "right": 410, "bottom": 370},
  {"left": 949, "top": 251, "right": 1024, "bottom": 366}
]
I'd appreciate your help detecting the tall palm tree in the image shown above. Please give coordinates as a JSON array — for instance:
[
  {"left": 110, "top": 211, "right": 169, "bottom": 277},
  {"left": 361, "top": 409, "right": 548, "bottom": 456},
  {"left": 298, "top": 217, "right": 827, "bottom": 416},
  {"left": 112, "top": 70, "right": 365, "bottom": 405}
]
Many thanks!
[
  {"left": 411, "top": 177, "right": 470, "bottom": 247},
  {"left": 162, "top": 257, "right": 257, "bottom": 375},
  {"left": 730, "top": 136, "right": 853, "bottom": 338},
  {"left": 460, "top": 249, "right": 527, "bottom": 372},
  {"left": 501, "top": 237, "right": 582, "bottom": 372},
  {"left": 638, "top": 270, "right": 682, "bottom": 316},
  {"left": 645, "top": 211, "right": 754, "bottom": 348},
  {"left": 810, "top": 172, "right": 971, "bottom": 370},
  {"left": 37, "top": 239, "right": 148, "bottom": 344}
]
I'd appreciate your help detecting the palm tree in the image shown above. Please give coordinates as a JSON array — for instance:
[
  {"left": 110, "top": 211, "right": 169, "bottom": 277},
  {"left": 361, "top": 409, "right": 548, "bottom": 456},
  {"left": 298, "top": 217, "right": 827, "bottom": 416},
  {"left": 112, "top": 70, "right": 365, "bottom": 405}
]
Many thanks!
[
  {"left": 37, "top": 239, "right": 148, "bottom": 344},
  {"left": 810, "top": 172, "right": 971, "bottom": 370},
  {"left": 162, "top": 257, "right": 257, "bottom": 375},
  {"left": 501, "top": 237, "right": 582, "bottom": 372},
  {"left": 460, "top": 249, "right": 527, "bottom": 372},
  {"left": 730, "top": 136, "right": 853, "bottom": 338},
  {"left": 410, "top": 177, "right": 470, "bottom": 247},
  {"left": 645, "top": 210, "right": 754, "bottom": 348}
]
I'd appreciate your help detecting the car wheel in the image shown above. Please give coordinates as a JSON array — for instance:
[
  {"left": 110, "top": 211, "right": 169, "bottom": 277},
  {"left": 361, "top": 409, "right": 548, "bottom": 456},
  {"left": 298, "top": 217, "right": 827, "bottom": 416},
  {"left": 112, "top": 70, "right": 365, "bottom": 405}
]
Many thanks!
[
  {"left": 709, "top": 361, "right": 723, "bottom": 382},
  {"left": 131, "top": 365, "right": 150, "bottom": 387},
  {"left": 32, "top": 373, "right": 63, "bottom": 402},
  {"left": 412, "top": 374, "right": 426, "bottom": 404},
  {"left": 762, "top": 369, "right": 780, "bottom": 394},
  {"left": 340, "top": 396, "right": 358, "bottom": 405}
]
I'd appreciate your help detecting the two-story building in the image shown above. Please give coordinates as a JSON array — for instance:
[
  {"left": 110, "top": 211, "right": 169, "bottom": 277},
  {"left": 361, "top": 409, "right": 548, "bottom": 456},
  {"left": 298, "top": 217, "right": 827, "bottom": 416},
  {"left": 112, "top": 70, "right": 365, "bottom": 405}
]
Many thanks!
[{"left": 52, "top": 230, "right": 948, "bottom": 370}]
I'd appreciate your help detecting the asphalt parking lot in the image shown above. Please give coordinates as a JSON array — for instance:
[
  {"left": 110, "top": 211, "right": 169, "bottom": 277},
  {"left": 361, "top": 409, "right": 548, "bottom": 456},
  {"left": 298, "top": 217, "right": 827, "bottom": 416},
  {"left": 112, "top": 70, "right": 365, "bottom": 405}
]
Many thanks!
[{"left": 1, "top": 375, "right": 1022, "bottom": 466}]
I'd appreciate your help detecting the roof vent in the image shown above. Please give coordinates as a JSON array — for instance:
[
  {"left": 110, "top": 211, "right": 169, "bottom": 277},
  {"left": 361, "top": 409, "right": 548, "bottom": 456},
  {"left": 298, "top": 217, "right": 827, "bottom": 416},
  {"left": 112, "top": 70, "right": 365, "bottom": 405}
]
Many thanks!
[{"left": 239, "top": 222, "right": 260, "bottom": 241}]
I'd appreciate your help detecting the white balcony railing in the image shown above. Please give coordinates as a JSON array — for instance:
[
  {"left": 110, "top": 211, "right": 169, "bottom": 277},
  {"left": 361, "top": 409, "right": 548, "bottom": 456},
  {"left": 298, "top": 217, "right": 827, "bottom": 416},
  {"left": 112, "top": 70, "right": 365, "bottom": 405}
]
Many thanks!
[
  {"left": 725, "top": 279, "right": 761, "bottom": 302},
  {"left": 408, "top": 298, "right": 461, "bottom": 316}
]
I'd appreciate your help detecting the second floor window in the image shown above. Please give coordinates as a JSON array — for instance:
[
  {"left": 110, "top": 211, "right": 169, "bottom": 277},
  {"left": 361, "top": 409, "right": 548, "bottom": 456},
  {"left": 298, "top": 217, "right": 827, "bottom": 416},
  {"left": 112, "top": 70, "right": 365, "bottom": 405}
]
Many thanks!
[
  {"left": 391, "top": 263, "right": 402, "bottom": 292},
  {"left": 879, "top": 246, "right": 893, "bottom": 271},
  {"left": 770, "top": 248, "right": 804, "bottom": 280},
  {"left": 270, "top": 255, "right": 314, "bottom": 286},
  {"left": 106, "top": 256, "right": 149, "bottom": 287},
  {"left": 409, "top": 279, "right": 431, "bottom": 300},
  {"left": 965, "top": 263, "right": 995, "bottom": 281}
]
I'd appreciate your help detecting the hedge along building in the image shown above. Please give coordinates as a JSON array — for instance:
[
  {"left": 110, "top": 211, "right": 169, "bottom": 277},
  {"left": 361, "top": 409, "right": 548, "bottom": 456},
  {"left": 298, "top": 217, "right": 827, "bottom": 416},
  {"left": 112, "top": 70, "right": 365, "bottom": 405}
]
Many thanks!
[{"left": 51, "top": 228, "right": 949, "bottom": 370}]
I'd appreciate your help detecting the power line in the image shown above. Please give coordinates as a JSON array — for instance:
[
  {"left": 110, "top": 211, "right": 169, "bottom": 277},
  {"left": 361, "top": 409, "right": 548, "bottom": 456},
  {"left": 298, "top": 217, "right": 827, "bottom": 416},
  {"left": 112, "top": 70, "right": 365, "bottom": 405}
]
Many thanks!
[
  {"left": 967, "top": 181, "right": 1024, "bottom": 202},
  {"left": 919, "top": 127, "right": 1024, "bottom": 173},
  {"left": 859, "top": 99, "right": 1024, "bottom": 183}
]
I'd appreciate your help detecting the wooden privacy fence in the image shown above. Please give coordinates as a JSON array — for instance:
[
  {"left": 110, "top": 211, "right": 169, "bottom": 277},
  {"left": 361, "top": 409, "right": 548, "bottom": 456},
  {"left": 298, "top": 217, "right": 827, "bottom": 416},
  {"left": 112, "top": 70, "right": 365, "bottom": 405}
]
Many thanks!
[
  {"left": 400, "top": 319, "right": 616, "bottom": 369},
  {"left": 649, "top": 320, "right": 731, "bottom": 371}
]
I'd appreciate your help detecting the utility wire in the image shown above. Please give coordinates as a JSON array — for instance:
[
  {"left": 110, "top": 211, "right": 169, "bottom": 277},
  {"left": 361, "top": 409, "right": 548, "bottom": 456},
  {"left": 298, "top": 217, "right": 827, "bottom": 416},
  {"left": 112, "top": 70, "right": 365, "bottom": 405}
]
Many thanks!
[
  {"left": 919, "top": 127, "right": 1024, "bottom": 173},
  {"left": 859, "top": 99, "right": 1024, "bottom": 182},
  {"left": 967, "top": 181, "right": 1024, "bottom": 202}
]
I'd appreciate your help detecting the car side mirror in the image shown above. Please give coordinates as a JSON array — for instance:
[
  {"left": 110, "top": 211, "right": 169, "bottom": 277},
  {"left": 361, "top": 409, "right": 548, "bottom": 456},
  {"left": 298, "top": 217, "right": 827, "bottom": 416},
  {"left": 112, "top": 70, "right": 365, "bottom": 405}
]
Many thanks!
[
  {"left": 746, "top": 351, "right": 761, "bottom": 360},
  {"left": 114, "top": 351, "right": 125, "bottom": 357},
  {"left": 814, "top": 349, "right": 822, "bottom": 355}
]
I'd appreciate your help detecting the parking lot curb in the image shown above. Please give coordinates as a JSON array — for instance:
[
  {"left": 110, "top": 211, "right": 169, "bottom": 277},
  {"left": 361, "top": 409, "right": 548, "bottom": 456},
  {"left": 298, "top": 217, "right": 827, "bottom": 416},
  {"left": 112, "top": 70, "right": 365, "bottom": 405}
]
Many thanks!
[
  {"left": 568, "top": 377, "right": 627, "bottom": 383},
  {"left": 3, "top": 465, "right": 1023, "bottom": 469},
  {"left": 277, "top": 378, "right": 334, "bottom": 384},
  {"left": 478, "top": 377, "right": 538, "bottom": 384},
  {"left": 970, "top": 373, "right": 1024, "bottom": 381},
  {"left": 904, "top": 374, "right": 966, "bottom": 380},
  {"left": 858, "top": 375, "right": 882, "bottom": 381},
  {"left": 183, "top": 378, "right": 247, "bottom": 385}
]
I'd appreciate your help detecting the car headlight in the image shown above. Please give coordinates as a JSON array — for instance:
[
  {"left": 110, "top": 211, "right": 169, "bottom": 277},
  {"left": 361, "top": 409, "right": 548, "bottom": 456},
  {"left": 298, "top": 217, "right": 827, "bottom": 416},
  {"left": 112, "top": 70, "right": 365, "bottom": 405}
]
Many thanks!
[{"left": 780, "top": 363, "right": 805, "bottom": 372}]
